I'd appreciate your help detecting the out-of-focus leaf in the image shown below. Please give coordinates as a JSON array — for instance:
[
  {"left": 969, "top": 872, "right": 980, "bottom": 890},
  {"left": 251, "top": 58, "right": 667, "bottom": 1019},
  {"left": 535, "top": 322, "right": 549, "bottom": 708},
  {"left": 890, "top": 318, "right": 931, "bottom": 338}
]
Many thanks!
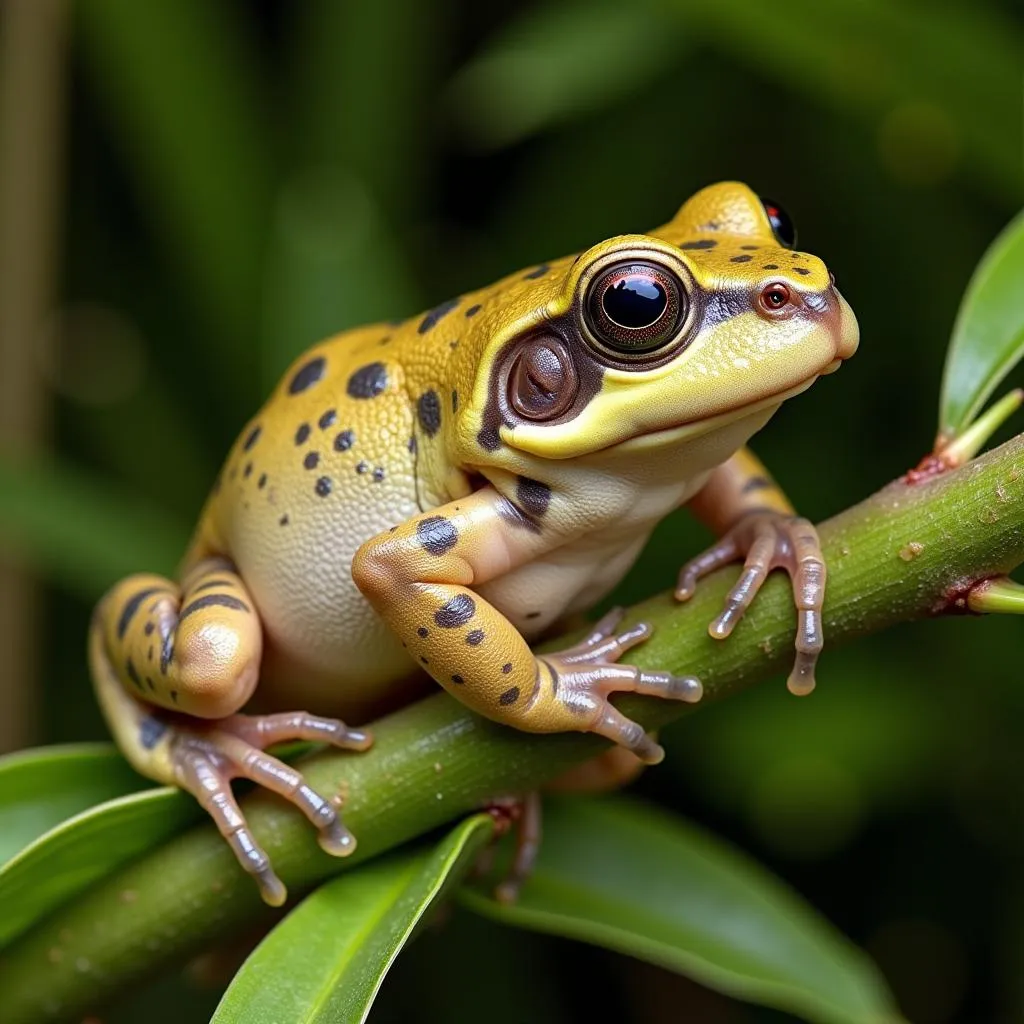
[
  {"left": 663, "top": 651, "right": 951, "bottom": 860},
  {"left": 288, "top": 0, "right": 441, "bottom": 221},
  {"left": 939, "top": 209, "right": 1024, "bottom": 439},
  {"left": 260, "top": 169, "right": 421, "bottom": 387},
  {"left": 76, "top": 0, "right": 274, "bottom": 400},
  {"left": 0, "top": 744, "right": 145, "bottom": 868},
  {"left": 212, "top": 815, "right": 493, "bottom": 1024},
  {"left": 462, "top": 797, "right": 899, "bottom": 1024},
  {"left": 0, "top": 786, "right": 196, "bottom": 950},
  {"left": 669, "top": 0, "right": 1022, "bottom": 201},
  {"left": 70, "top": 377, "right": 217, "bottom": 523},
  {"left": 448, "top": 0, "right": 684, "bottom": 149},
  {"left": 0, "top": 451, "right": 189, "bottom": 598}
]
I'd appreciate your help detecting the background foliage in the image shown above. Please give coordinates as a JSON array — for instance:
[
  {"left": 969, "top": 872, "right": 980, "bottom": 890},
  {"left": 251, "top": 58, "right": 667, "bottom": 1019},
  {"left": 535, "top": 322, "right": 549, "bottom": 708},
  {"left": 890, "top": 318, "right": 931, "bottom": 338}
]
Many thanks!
[{"left": 0, "top": 1, "right": 1022, "bottom": 1021}]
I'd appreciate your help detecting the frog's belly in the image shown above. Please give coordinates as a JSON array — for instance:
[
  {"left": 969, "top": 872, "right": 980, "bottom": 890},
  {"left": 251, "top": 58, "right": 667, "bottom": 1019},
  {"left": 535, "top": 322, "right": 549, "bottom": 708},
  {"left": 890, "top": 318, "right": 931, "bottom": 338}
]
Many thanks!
[
  {"left": 224, "top": 463, "right": 424, "bottom": 720},
  {"left": 224, "top": 484, "right": 645, "bottom": 723}
]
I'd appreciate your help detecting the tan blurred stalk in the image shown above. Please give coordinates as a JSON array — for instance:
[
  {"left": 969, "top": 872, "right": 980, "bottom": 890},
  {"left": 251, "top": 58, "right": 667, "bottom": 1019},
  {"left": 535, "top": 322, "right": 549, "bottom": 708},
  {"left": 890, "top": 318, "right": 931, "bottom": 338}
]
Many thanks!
[{"left": 0, "top": 0, "right": 67, "bottom": 751}]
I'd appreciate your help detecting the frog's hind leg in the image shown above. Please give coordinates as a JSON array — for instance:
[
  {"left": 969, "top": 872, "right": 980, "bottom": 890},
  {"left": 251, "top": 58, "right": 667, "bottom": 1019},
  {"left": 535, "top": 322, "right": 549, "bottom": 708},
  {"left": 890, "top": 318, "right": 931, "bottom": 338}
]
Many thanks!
[
  {"left": 88, "top": 558, "right": 372, "bottom": 905},
  {"left": 480, "top": 746, "right": 652, "bottom": 903}
]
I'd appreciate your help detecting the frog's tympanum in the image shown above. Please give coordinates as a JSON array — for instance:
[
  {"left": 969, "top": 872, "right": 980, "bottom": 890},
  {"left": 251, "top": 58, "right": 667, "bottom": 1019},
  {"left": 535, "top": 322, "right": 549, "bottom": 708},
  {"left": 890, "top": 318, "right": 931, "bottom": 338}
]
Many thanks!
[{"left": 89, "top": 183, "right": 859, "bottom": 904}]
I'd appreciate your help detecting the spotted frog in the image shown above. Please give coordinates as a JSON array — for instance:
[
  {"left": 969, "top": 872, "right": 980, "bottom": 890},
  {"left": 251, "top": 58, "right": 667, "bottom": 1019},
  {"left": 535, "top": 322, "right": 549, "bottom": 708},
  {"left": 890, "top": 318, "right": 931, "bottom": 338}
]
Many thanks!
[{"left": 89, "top": 182, "right": 859, "bottom": 904}]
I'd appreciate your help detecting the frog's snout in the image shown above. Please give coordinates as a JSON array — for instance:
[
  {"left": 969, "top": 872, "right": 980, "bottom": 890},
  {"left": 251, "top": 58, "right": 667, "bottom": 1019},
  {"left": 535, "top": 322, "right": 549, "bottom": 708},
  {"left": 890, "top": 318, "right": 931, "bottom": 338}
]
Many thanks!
[
  {"left": 831, "top": 286, "right": 860, "bottom": 361},
  {"left": 806, "top": 272, "right": 859, "bottom": 365}
]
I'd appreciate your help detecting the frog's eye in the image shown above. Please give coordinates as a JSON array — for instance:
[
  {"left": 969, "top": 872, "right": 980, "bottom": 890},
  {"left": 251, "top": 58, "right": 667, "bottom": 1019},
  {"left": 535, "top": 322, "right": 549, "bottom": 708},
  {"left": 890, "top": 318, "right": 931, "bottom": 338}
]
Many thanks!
[
  {"left": 584, "top": 261, "right": 686, "bottom": 356},
  {"left": 759, "top": 197, "right": 797, "bottom": 249}
]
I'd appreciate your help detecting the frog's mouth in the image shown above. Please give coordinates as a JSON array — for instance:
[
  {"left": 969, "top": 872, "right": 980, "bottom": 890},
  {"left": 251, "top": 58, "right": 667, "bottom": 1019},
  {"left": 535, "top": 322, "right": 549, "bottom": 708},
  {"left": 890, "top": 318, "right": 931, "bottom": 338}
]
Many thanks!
[
  {"left": 615, "top": 376, "right": 821, "bottom": 453},
  {"left": 615, "top": 318, "right": 850, "bottom": 454}
]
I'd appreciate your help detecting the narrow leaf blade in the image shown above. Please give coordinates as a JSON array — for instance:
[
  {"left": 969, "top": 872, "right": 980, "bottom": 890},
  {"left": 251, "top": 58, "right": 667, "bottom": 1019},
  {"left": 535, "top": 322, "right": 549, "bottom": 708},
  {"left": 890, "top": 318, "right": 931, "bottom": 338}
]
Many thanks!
[
  {"left": 213, "top": 815, "right": 493, "bottom": 1024},
  {"left": 462, "top": 797, "right": 898, "bottom": 1024},
  {"left": 0, "top": 744, "right": 144, "bottom": 867},
  {"left": 939, "top": 208, "right": 1024, "bottom": 439},
  {"left": 0, "top": 786, "right": 197, "bottom": 950}
]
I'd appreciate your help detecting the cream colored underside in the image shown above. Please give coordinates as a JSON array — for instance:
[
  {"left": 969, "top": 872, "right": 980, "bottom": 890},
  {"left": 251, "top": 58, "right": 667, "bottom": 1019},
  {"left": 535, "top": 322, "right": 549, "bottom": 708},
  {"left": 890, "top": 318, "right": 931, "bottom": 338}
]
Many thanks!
[{"left": 225, "top": 398, "right": 777, "bottom": 724}]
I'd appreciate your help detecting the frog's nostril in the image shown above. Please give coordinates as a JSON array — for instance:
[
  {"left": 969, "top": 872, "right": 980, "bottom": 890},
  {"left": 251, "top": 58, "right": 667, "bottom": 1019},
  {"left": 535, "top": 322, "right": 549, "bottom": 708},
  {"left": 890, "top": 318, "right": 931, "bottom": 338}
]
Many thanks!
[{"left": 803, "top": 291, "right": 830, "bottom": 314}]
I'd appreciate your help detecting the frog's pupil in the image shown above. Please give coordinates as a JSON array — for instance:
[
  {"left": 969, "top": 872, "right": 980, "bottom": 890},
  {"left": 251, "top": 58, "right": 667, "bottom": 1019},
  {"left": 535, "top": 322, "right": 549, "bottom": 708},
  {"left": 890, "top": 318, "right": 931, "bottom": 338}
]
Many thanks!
[{"left": 602, "top": 275, "right": 667, "bottom": 329}]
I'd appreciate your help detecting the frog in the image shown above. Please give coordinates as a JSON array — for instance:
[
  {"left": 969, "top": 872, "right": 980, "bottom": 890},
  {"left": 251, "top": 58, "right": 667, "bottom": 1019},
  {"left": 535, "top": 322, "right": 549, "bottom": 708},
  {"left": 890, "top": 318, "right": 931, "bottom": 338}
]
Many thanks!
[{"left": 88, "top": 182, "right": 859, "bottom": 906}]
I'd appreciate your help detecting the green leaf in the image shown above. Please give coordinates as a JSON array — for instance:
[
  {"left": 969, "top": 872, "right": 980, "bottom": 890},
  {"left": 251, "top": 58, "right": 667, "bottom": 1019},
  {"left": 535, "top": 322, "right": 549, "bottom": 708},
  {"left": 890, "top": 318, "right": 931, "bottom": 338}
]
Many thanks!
[
  {"left": 288, "top": 0, "right": 443, "bottom": 220},
  {"left": 667, "top": 0, "right": 1023, "bottom": 202},
  {"left": 0, "top": 744, "right": 145, "bottom": 868},
  {"left": 77, "top": 0, "right": 274, "bottom": 399},
  {"left": 0, "top": 785, "right": 197, "bottom": 950},
  {"left": 939, "top": 209, "right": 1024, "bottom": 440},
  {"left": 462, "top": 797, "right": 899, "bottom": 1024},
  {"left": 260, "top": 169, "right": 421, "bottom": 389},
  {"left": 447, "top": 0, "right": 683, "bottom": 149},
  {"left": 0, "top": 451, "right": 188, "bottom": 598},
  {"left": 212, "top": 814, "right": 493, "bottom": 1024}
]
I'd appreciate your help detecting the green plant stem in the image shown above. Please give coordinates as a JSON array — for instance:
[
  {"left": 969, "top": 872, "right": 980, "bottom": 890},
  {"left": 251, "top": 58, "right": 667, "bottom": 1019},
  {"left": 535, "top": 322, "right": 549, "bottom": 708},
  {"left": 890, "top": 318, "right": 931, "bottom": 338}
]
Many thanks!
[{"left": 5, "top": 434, "right": 1024, "bottom": 1022}]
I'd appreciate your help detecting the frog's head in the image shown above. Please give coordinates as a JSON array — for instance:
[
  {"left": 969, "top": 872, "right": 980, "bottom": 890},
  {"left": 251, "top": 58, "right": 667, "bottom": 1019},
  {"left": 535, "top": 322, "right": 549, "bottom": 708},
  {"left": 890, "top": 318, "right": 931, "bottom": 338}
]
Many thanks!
[{"left": 460, "top": 181, "right": 858, "bottom": 464}]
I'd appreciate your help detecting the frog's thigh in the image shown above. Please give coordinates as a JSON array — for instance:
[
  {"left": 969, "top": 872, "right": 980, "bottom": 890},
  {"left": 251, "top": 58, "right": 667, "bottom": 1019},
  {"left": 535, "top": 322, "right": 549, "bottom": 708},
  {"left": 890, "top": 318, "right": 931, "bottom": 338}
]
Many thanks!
[
  {"left": 89, "top": 559, "right": 370, "bottom": 905},
  {"left": 88, "top": 559, "right": 260, "bottom": 774},
  {"left": 98, "top": 557, "right": 262, "bottom": 722}
]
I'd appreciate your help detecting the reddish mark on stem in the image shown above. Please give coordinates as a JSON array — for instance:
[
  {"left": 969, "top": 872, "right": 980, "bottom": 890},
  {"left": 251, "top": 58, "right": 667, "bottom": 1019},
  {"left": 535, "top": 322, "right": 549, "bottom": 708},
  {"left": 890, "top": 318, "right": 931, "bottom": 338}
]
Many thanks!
[
  {"left": 932, "top": 576, "right": 996, "bottom": 616},
  {"left": 904, "top": 451, "right": 956, "bottom": 485}
]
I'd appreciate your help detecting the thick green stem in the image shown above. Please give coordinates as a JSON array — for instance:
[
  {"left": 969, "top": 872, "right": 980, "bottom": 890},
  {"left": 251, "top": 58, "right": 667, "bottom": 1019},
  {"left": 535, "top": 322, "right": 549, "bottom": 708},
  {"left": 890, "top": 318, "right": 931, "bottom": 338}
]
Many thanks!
[{"left": 4, "top": 435, "right": 1024, "bottom": 1022}]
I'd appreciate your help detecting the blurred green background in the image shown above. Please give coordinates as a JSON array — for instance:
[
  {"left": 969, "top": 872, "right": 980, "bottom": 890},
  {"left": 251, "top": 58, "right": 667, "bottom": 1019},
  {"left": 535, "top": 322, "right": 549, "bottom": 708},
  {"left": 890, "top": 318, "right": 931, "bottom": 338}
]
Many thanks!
[{"left": 0, "top": 1, "right": 1022, "bottom": 1021}]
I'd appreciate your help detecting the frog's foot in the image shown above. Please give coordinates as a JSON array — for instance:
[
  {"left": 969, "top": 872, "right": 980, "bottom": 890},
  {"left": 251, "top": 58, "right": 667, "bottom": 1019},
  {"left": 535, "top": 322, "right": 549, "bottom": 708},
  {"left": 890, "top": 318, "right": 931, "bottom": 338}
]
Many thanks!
[
  {"left": 169, "top": 711, "right": 372, "bottom": 906},
  {"left": 480, "top": 791, "right": 543, "bottom": 904},
  {"left": 675, "top": 511, "right": 825, "bottom": 696},
  {"left": 539, "top": 608, "right": 702, "bottom": 765}
]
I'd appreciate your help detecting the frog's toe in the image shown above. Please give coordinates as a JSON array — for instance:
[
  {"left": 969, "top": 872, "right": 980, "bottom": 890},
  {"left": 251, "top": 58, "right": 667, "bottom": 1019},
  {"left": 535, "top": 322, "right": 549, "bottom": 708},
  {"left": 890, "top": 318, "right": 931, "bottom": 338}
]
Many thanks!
[
  {"left": 218, "top": 709, "right": 373, "bottom": 753},
  {"left": 676, "top": 511, "right": 826, "bottom": 696},
  {"left": 174, "top": 741, "right": 289, "bottom": 906},
  {"left": 539, "top": 616, "right": 702, "bottom": 765},
  {"left": 169, "top": 710, "right": 371, "bottom": 904},
  {"left": 675, "top": 537, "right": 741, "bottom": 602}
]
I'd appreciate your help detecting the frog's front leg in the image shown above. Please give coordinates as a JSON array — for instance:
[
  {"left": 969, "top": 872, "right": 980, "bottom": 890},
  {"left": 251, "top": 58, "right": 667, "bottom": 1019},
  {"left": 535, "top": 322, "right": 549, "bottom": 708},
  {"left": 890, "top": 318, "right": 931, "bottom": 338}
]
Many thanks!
[
  {"left": 678, "top": 447, "right": 826, "bottom": 695},
  {"left": 88, "top": 557, "right": 371, "bottom": 905},
  {"left": 352, "top": 488, "right": 702, "bottom": 764}
]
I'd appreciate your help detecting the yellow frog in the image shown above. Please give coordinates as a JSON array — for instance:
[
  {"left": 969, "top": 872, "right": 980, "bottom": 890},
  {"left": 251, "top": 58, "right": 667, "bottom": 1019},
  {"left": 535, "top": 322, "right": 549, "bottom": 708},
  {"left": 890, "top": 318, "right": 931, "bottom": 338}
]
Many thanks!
[{"left": 89, "top": 182, "right": 858, "bottom": 905}]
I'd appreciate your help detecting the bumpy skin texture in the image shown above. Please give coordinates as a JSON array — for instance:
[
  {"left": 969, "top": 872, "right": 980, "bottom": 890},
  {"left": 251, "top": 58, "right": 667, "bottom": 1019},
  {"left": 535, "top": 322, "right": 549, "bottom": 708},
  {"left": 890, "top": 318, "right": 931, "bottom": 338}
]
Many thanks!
[{"left": 89, "top": 182, "right": 859, "bottom": 903}]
